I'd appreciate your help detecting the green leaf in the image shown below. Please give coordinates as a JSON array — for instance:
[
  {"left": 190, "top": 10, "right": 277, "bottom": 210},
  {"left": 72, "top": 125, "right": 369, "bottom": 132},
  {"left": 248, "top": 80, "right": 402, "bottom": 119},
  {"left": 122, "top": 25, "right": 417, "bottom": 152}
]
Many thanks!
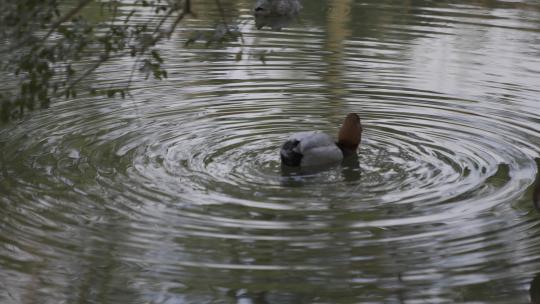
[{"left": 151, "top": 50, "right": 163, "bottom": 63}]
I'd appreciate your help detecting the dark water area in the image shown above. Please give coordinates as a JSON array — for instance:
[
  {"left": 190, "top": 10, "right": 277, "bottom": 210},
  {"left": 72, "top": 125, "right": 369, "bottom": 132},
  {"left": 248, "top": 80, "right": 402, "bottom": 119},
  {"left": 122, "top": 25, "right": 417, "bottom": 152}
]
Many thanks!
[{"left": 1, "top": 0, "right": 540, "bottom": 303}]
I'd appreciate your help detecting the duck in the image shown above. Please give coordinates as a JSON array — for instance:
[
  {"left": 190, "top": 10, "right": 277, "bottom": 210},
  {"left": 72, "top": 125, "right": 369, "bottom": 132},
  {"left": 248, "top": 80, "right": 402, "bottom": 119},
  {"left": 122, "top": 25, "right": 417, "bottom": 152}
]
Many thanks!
[
  {"left": 280, "top": 113, "right": 362, "bottom": 167},
  {"left": 254, "top": 0, "right": 302, "bottom": 17}
]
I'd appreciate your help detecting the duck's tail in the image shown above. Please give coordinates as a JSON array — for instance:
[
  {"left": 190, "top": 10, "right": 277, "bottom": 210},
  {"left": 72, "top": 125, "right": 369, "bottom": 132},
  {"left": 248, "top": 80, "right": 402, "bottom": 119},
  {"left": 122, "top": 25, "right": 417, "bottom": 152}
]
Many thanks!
[{"left": 280, "top": 139, "right": 302, "bottom": 166}]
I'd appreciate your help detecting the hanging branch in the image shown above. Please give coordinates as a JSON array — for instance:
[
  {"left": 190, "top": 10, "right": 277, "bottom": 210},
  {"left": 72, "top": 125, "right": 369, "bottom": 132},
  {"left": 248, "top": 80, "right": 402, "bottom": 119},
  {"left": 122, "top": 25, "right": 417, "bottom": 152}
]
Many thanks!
[
  {"left": 0, "top": 0, "right": 238, "bottom": 122},
  {"left": 0, "top": 0, "right": 94, "bottom": 54}
]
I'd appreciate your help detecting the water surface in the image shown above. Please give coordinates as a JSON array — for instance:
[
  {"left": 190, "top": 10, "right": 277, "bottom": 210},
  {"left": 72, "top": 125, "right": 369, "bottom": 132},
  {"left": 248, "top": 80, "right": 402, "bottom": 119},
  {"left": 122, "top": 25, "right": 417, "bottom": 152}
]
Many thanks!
[{"left": 1, "top": 0, "right": 540, "bottom": 303}]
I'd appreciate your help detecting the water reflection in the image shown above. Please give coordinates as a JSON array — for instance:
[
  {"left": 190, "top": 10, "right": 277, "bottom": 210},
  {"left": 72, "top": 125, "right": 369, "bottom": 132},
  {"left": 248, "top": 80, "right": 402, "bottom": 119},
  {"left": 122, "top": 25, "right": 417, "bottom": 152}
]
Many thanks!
[
  {"left": 341, "top": 154, "right": 361, "bottom": 181},
  {"left": 1, "top": 0, "right": 540, "bottom": 303},
  {"left": 324, "top": 0, "right": 351, "bottom": 99},
  {"left": 534, "top": 158, "right": 540, "bottom": 212},
  {"left": 531, "top": 274, "right": 540, "bottom": 304},
  {"left": 254, "top": 0, "right": 301, "bottom": 30},
  {"left": 280, "top": 154, "right": 360, "bottom": 187},
  {"left": 229, "top": 289, "right": 308, "bottom": 304},
  {"left": 254, "top": 14, "right": 297, "bottom": 30}
]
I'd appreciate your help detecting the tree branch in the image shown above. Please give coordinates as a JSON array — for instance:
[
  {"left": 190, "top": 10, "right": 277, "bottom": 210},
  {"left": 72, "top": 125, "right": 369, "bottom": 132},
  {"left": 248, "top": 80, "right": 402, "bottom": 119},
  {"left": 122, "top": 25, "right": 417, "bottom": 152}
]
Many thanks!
[
  {"left": 43, "top": 0, "right": 94, "bottom": 42},
  {"left": 0, "top": 0, "right": 94, "bottom": 54}
]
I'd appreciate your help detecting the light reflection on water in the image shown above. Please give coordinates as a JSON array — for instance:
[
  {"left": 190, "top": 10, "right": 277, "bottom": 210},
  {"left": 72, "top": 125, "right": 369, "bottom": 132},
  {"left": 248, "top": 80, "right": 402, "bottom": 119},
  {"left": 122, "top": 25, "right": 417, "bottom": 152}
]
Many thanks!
[{"left": 1, "top": 0, "right": 540, "bottom": 303}]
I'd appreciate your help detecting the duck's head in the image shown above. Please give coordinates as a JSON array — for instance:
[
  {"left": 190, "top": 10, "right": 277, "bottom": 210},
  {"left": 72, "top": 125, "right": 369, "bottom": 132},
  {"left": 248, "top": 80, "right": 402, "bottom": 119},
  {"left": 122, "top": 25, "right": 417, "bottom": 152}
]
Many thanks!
[{"left": 337, "top": 113, "right": 362, "bottom": 153}]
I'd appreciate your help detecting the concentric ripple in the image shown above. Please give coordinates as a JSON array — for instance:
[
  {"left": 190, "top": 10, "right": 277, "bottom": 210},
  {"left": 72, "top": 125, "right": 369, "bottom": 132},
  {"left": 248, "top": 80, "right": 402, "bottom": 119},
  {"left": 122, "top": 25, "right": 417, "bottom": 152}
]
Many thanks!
[{"left": 1, "top": 0, "right": 540, "bottom": 303}]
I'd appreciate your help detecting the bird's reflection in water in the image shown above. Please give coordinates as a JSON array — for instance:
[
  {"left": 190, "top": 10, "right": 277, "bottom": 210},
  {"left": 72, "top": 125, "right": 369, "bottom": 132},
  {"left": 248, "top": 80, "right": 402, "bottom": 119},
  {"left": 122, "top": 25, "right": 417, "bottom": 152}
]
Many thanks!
[
  {"left": 253, "top": 0, "right": 301, "bottom": 30},
  {"left": 254, "top": 14, "right": 296, "bottom": 31},
  {"left": 280, "top": 155, "right": 361, "bottom": 187},
  {"left": 229, "top": 289, "right": 309, "bottom": 304},
  {"left": 341, "top": 153, "right": 361, "bottom": 182},
  {"left": 530, "top": 273, "right": 540, "bottom": 304},
  {"left": 229, "top": 290, "right": 268, "bottom": 304}
]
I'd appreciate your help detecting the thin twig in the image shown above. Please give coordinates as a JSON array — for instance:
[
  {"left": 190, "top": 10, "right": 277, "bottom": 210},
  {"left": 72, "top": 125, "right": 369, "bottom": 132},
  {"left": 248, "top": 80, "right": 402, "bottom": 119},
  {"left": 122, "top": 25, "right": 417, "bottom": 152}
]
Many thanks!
[
  {"left": 55, "top": 55, "right": 109, "bottom": 98},
  {"left": 43, "top": 0, "right": 94, "bottom": 41},
  {"left": 153, "top": 8, "right": 175, "bottom": 36},
  {"left": 167, "top": 0, "right": 193, "bottom": 38},
  {"left": 56, "top": 1, "right": 118, "bottom": 97}
]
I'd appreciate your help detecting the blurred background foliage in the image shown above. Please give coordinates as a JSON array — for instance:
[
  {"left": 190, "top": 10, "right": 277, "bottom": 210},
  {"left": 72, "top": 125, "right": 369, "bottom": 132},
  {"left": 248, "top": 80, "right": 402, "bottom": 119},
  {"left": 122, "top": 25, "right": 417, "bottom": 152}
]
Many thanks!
[{"left": 0, "top": 0, "right": 199, "bottom": 122}]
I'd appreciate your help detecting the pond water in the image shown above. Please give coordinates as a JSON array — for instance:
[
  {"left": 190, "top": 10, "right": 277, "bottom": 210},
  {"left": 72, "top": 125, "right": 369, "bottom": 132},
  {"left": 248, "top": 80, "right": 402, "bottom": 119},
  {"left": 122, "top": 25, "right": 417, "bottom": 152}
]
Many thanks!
[{"left": 1, "top": 0, "right": 540, "bottom": 303}]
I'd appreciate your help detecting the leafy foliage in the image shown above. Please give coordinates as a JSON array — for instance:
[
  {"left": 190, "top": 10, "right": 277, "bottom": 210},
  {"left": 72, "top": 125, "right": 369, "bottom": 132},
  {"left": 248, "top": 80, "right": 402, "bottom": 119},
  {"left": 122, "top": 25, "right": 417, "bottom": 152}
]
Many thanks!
[{"left": 0, "top": 0, "right": 195, "bottom": 122}]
